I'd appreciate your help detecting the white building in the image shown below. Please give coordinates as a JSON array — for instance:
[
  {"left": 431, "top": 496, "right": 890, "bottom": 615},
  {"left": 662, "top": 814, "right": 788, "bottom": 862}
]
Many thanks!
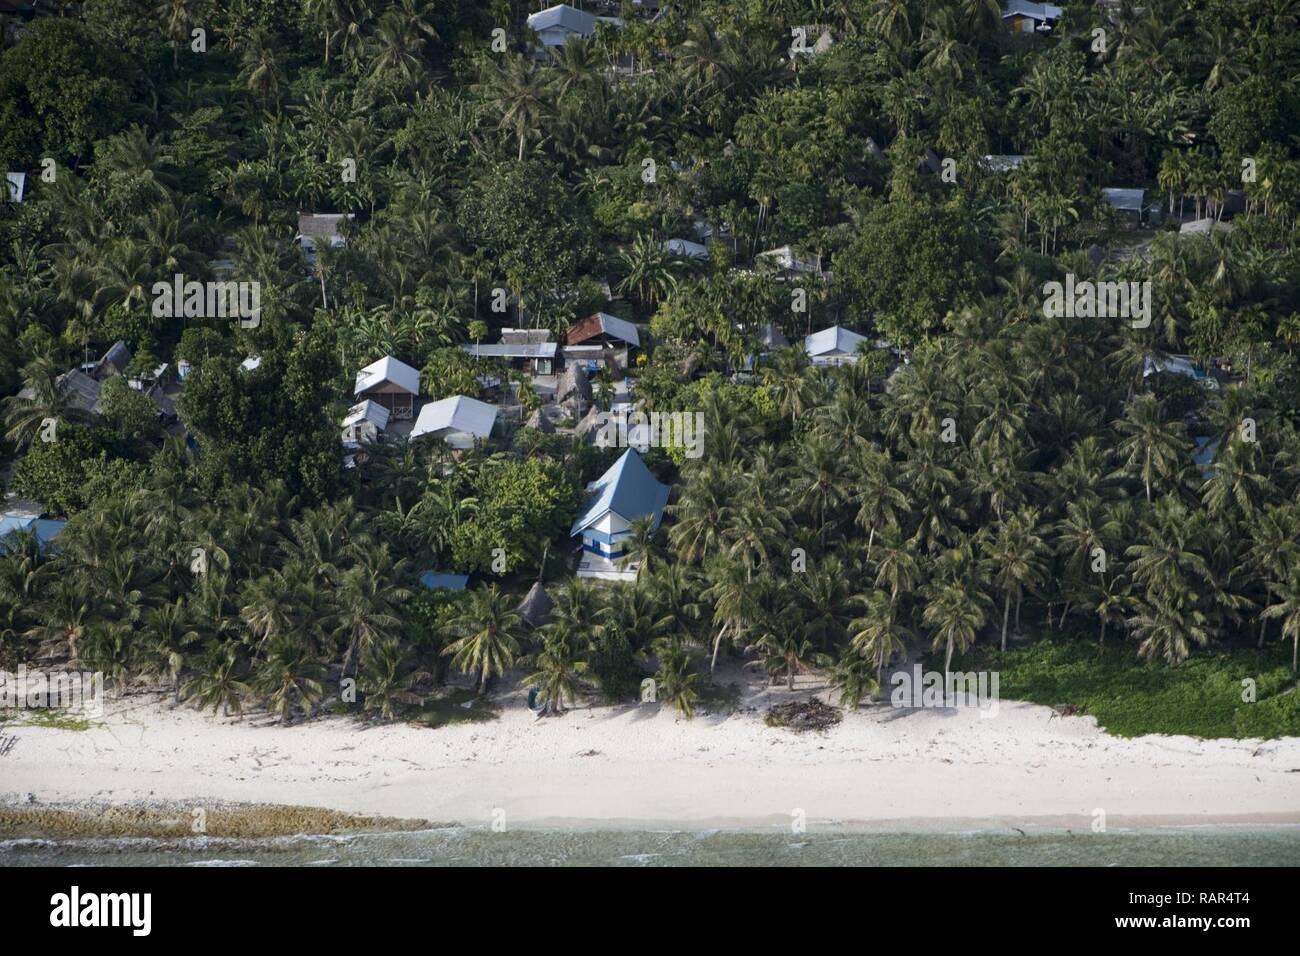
[
  {"left": 342, "top": 399, "right": 390, "bottom": 445},
  {"left": 571, "top": 448, "right": 670, "bottom": 581},
  {"left": 4, "top": 172, "right": 26, "bottom": 203},
  {"left": 526, "top": 4, "right": 622, "bottom": 47},
  {"left": 805, "top": 325, "right": 869, "bottom": 366},
  {"left": 354, "top": 355, "right": 420, "bottom": 419},
  {"left": 410, "top": 395, "right": 498, "bottom": 449}
]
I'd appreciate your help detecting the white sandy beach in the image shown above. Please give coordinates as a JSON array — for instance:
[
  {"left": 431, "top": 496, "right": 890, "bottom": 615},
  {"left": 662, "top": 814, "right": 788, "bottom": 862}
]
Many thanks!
[{"left": 4, "top": 666, "right": 1300, "bottom": 831}]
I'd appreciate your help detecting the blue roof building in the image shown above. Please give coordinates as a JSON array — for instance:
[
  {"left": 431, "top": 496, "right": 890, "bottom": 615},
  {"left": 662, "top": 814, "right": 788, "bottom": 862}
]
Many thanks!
[
  {"left": 0, "top": 515, "right": 66, "bottom": 553},
  {"left": 419, "top": 571, "right": 469, "bottom": 592},
  {"left": 571, "top": 449, "right": 670, "bottom": 580}
]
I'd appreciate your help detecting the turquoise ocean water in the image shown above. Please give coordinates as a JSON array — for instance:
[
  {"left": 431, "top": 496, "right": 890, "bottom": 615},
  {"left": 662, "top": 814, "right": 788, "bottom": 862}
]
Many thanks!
[{"left": 3, "top": 826, "right": 1299, "bottom": 866}]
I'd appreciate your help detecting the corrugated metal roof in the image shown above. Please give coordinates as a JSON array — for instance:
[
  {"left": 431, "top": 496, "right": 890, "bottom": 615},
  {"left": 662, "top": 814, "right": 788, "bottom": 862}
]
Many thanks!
[
  {"left": 355, "top": 356, "right": 420, "bottom": 396},
  {"left": 805, "top": 325, "right": 868, "bottom": 357},
  {"left": 569, "top": 312, "right": 640, "bottom": 347},
  {"left": 1103, "top": 188, "right": 1146, "bottom": 212},
  {"left": 1002, "top": 1, "right": 1063, "bottom": 20},
  {"left": 296, "top": 213, "right": 353, "bottom": 238},
  {"left": 410, "top": 395, "right": 498, "bottom": 442},
  {"left": 663, "top": 238, "right": 709, "bottom": 259},
  {"left": 500, "top": 329, "right": 553, "bottom": 345},
  {"left": 55, "top": 370, "right": 103, "bottom": 413},
  {"left": 569, "top": 448, "right": 670, "bottom": 536},
  {"left": 462, "top": 342, "right": 558, "bottom": 359},
  {"left": 342, "top": 400, "right": 390, "bottom": 430}
]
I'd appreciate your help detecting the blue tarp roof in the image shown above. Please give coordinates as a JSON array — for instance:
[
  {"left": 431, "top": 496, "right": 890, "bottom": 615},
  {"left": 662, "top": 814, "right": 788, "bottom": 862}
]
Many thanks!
[
  {"left": 569, "top": 448, "right": 670, "bottom": 536},
  {"left": 0, "top": 516, "right": 66, "bottom": 551},
  {"left": 419, "top": 571, "right": 469, "bottom": 591}
]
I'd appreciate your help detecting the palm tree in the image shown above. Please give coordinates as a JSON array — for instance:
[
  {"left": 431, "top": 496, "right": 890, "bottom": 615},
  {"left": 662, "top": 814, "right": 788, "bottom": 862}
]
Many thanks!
[
  {"left": 368, "top": 9, "right": 427, "bottom": 89},
  {"left": 158, "top": 0, "right": 198, "bottom": 69},
  {"left": 1113, "top": 394, "right": 1188, "bottom": 502},
  {"left": 521, "top": 632, "right": 588, "bottom": 714},
  {"left": 701, "top": 556, "right": 757, "bottom": 672},
  {"left": 306, "top": 0, "right": 372, "bottom": 67},
  {"left": 872, "top": 524, "right": 921, "bottom": 610},
  {"left": 851, "top": 446, "right": 908, "bottom": 561},
  {"left": 619, "top": 515, "right": 666, "bottom": 575},
  {"left": 546, "top": 579, "right": 604, "bottom": 651},
  {"left": 668, "top": 464, "right": 736, "bottom": 564},
  {"left": 616, "top": 234, "right": 681, "bottom": 316},
  {"left": 921, "top": 566, "right": 991, "bottom": 683},
  {"left": 138, "top": 600, "right": 199, "bottom": 701},
  {"left": 444, "top": 586, "right": 523, "bottom": 695},
  {"left": 725, "top": 492, "right": 787, "bottom": 583},
  {"left": 252, "top": 639, "right": 327, "bottom": 725},
  {"left": 475, "top": 55, "right": 550, "bottom": 162},
  {"left": 748, "top": 624, "right": 823, "bottom": 691},
  {"left": 359, "top": 638, "right": 427, "bottom": 720},
  {"left": 180, "top": 644, "right": 250, "bottom": 718},
  {"left": 331, "top": 548, "right": 408, "bottom": 676},
  {"left": 1130, "top": 583, "right": 1211, "bottom": 666},
  {"left": 3, "top": 355, "right": 87, "bottom": 449},
  {"left": 829, "top": 650, "right": 880, "bottom": 710},
  {"left": 980, "top": 510, "right": 1049, "bottom": 651},
  {"left": 26, "top": 576, "right": 97, "bottom": 664},
  {"left": 1263, "top": 569, "right": 1300, "bottom": 672},
  {"left": 239, "top": 568, "right": 300, "bottom": 647},
  {"left": 792, "top": 432, "right": 848, "bottom": 544},
  {"left": 1158, "top": 150, "right": 1191, "bottom": 217},
  {"left": 849, "top": 591, "right": 910, "bottom": 686},
  {"left": 239, "top": 30, "right": 282, "bottom": 98},
  {"left": 652, "top": 638, "right": 699, "bottom": 718},
  {"left": 1249, "top": 504, "right": 1300, "bottom": 647},
  {"left": 760, "top": 346, "right": 816, "bottom": 423}
]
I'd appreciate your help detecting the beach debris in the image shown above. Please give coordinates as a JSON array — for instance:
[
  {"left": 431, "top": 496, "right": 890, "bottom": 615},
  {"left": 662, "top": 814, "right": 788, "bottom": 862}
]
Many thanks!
[
  {"left": 1051, "top": 703, "right": 1085, "bottom": 718},
  {"left": 577, "top": 749, "right": 601, "bottom": 757},
  {"left": 764, "top": 699, "right": 842, "bottom": 733}
]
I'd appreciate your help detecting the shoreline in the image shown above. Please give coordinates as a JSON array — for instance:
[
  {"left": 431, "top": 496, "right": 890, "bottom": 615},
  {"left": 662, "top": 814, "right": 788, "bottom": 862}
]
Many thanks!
[
  {"left": 4, "top": 801, "right": 1300, "bottom": 841},
  {"left": 5, "top": 668, "right": 1300, "bottom": 835}
]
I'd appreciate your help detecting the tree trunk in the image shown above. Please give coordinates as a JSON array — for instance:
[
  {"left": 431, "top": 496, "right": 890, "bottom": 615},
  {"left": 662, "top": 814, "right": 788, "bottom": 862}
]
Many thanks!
[
  {"left": 1001, "top": 592, "right": 1010, "bottom": 652},
  {"left": 944, "top": 636, "right": 954, "bottom": 686},
  {"left": 710, "top": 623, "right": 728, "bottom": 672}
]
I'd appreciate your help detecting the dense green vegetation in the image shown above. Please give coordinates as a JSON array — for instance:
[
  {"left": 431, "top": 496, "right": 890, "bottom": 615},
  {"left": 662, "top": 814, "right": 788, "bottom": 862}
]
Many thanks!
[
  {"left": 1, "top": 0, "right": 1299, "bottom": 734},
  {"left": 948, "top": 638, "right": 1300, "bottom": 738}
]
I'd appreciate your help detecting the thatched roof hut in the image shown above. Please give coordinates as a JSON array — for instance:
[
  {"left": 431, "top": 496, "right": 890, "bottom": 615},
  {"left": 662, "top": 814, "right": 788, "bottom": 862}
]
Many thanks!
[
  {"left": 525, "top": 408, "right": 555, "bottom": 433},
  {"left": 516, "top": 581, "right": 553, "bottom": 629},
  {"left": 574, "top": 404, "right": 604, "bottom": 440},
  {"left": 558, "top": 362, "right": 592, "bottom": 403}
]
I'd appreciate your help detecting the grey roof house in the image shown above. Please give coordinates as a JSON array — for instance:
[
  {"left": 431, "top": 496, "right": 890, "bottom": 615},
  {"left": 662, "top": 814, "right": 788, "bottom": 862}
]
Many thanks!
[{"left": 410, "top": 395, "right": 498, "bottom": 449}]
